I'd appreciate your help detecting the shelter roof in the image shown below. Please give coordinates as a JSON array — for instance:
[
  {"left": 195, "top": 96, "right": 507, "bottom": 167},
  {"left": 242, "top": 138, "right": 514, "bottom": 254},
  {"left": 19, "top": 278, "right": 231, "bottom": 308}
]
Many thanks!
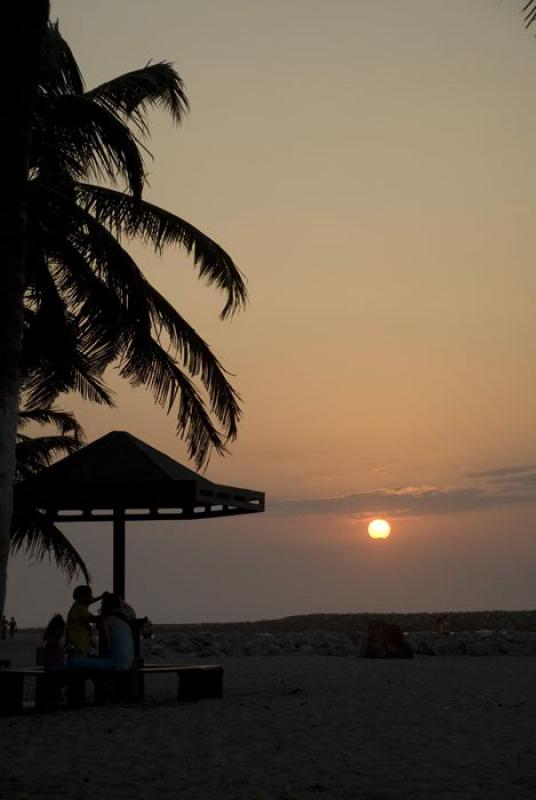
[{"left": 16, "top": 431, "right": 264, "bottom": 521}]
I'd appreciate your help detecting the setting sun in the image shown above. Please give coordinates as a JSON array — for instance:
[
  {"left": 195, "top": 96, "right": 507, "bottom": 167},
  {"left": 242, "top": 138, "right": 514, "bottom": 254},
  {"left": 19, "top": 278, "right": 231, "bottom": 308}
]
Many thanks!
[{"left": 368, "top": 519, "right": 391, "bottom": 539}]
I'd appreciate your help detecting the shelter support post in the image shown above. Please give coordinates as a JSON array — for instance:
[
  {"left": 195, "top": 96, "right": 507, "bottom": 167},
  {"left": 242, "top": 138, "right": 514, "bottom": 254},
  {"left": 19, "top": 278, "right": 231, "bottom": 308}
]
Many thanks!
[{"left": 113, "top": 509, "right": 126, "bottom": 599}]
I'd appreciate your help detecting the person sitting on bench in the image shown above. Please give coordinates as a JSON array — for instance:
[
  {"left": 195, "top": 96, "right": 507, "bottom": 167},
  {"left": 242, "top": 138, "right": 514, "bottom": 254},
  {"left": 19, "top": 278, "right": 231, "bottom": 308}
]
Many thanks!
[
  {"left": 69, "top": 593, "right": 134, "bottom": 672},
  {"left": 39, "top": 614, "right": 68, "bottom": 707},
  {"left": 43, "top": 614, "right": 67, "bottom": 670},
  {"left": 65, "top": 585, "right": 103, "bottom": 657}
]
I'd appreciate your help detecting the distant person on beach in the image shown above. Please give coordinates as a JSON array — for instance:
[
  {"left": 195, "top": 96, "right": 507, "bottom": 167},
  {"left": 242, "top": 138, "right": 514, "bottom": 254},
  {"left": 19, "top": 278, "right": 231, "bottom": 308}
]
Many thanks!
[
  {"left": 9, "top": 617, "right": 17, "bottom": 639},
  {"left": 436, "top": 618, "right": 451, "bottom": 635},
  {"left": 141, "top": 616, "right": 153, "bottom": 640},
  {"left": 65, "top": 586, "right": 103, "bottom": 657},
  {"left": 43, "top": 614, "right": 67, "bottom": 670},
  {"left": 1, "top": 615, "right": 8, "bottom": 640},
  {"left": 139, "top": 616, "right": 153, "bottom": 661},
  {"left": 69, "top": 593, "right": 134, "bottom": 671}
]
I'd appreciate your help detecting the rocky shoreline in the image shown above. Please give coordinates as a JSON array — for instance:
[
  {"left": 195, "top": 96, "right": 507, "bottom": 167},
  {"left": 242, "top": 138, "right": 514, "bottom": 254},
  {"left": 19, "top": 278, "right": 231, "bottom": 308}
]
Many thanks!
[
  {"left": 21, "top": 610, "right": 536, "bottom": 659},
  {"left": 145, "top": 627, "right": 536, "bottom": 659},
  {"left": 155, "top": 608, "right": 536, "bottom": 635}
]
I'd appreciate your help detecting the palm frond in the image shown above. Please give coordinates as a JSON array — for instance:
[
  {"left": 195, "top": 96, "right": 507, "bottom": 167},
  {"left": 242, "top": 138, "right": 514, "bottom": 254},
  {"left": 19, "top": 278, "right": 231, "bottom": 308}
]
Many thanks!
[
  {"left": 47, "top": 245, "right": 129, "bottom": 365},
  {"left": 86, "top": 62, "right": 189, "bottom": 135},
  {"left": 36, "top": 184, "right": 241, "bottom": 457},
  {"left": 523, "top": 2, "right": 536, "bottom": 27},
  {"left": 72, "top": 369, "right": 115, "bottom": 406},
  {"left": 18, "top": 408, "right": 84, "bottom": 440},
  {"left": 33, "top": 94, "right": 145, "bottom": 196},
  {"left": 13, "top": 400, "right": 88, "bottom": 582},
  {"left": 119, "top": 334, "right": 228, "bottom": 467},
  {"left": 75, "top": 183, "right": 248, "bottom": 318},
  {"left": 34, "top": 182, "right": 151, "bottom": 315},
  {"left": 23, "top": 354, "right": 113, "bottom": 409},
  {"left": 25, "top": 233, "right": 116, "bottom": 379},
  {"left": 22, "top": 260, "right": 114, "bottom": 408},
  {"left": 16, "top": 434, "right": 82, "bottom": 481},
  {"left": 143, "top": 287, "right": 241, "bottom": 440},
  {"left": 39, "top": 21, "right": 84, "bottom": 96},
  {"left": 11, "top": 511, "right": 90, "bottom": 582}
]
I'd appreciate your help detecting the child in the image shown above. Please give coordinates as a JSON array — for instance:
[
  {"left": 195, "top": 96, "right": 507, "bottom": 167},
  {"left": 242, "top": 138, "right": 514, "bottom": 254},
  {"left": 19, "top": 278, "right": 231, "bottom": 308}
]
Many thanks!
[
  {"left": 39, "top": 614, "right": 67, "bottom": 709},
  {"left": 43, "top": 614, "right": 66, "bottom": 669},
  {"left": 65, "top": 585, "right": 103, "bottom": 657}
]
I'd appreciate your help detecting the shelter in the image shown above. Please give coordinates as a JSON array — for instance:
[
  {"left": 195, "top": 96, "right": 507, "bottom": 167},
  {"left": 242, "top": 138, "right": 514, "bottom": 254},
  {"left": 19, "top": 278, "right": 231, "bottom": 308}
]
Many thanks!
[{"left": 16, "top": 431, "right": 265, "bottom": 598}]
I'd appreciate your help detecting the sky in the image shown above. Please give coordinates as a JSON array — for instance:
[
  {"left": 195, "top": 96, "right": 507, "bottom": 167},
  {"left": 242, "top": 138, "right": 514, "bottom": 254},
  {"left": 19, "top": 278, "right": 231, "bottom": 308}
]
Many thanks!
[{"left": 8, "top": 0, "right": 536, "bottom": 625}]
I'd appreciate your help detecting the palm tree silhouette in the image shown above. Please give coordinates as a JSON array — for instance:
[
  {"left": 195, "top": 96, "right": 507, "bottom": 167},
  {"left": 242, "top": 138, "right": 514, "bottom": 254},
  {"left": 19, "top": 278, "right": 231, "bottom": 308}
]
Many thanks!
[
  {"left": 12, "top": 405, "right": 90, "bottom": 582},
  {"left": 1, "top": 14, "right": 249, "bottom": 614},
  {"left": 0, "top": 1, "right": 50, "bottom": 617},
  {"left": 26, "top": 22, "right": 247, "bottom": 469},
  {"left": 13, "top": 309, "right": 112, "bottom": 582}
]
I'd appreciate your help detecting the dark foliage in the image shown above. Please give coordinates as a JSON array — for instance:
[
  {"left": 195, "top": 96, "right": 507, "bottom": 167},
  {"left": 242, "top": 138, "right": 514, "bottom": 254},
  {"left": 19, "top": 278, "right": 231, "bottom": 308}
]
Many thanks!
[
  {"left": 523, "top": 1, "right": 536, "bottom": 28},
  {"left": 26, "top": 23, "right": 248, "bottom": 468},
  {"left": 12, "top": 406, "right": 89, "bottom": 581}
]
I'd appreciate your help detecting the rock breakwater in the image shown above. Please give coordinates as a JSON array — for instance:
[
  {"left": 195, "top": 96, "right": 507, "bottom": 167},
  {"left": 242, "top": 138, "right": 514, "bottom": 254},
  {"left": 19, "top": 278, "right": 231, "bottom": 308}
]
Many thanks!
[{"left": 144, "top": 629, "right": 536, "bottom": 659}]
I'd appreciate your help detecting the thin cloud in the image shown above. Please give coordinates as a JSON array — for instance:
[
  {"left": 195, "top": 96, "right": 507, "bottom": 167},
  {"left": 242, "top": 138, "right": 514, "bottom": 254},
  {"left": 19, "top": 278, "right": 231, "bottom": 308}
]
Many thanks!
[
  {"left": 487, "top": 474, "right": 536, "bottom": 488},
  {"left": 470, "top": 464, "right": 536, "bottom": 479},
  {"left": 468, "top": 464, "right": 536, "bottom": 490},
  {"left": 270, "top": 482, "right": 535, "bottom": 519}
]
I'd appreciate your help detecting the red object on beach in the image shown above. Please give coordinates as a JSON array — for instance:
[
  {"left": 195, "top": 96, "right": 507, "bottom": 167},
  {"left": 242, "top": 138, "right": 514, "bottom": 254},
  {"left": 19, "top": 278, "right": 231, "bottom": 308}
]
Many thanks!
[{"left": 363, "top": 621, "right": 414, "bottom": 659}]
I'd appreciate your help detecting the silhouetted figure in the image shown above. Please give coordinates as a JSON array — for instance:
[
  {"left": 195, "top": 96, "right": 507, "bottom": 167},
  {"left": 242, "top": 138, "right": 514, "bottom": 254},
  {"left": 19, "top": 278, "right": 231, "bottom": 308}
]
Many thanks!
[
  {"left": 43, "top": 614, "right": 66, "bottom": 670},
  {"left": 9, "top": 616, "right": 17, "bottom": 639},
  {"left": 141, "top": 616, "right": 153, "bottom": 640},
  {"left": 69, "top": 593, "right": 134, "bottom": 671},
  {"left": 65, "top": 585, "right": 103, "bottom": 657},
  {"left": 36, "top": 614, "right": 68, "bottom": 710}
]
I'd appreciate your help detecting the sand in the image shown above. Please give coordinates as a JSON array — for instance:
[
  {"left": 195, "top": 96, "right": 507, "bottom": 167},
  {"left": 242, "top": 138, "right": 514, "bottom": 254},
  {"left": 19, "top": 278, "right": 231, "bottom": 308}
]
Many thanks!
[{"left": 1, "top": 629, "right": 536, "bottom": 799}]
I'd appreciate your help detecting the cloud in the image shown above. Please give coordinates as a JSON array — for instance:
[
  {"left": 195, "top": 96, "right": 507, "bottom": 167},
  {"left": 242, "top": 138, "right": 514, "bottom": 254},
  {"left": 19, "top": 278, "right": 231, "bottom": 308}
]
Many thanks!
[
  {"left": 270, "top": 480, "right": 536, "bottom": 519},
  {"left": 468, "top": 464, "right": 536, "bottom": 490},
  {"left": 470, "top": 464, "right": 536, "bottom": 479}
]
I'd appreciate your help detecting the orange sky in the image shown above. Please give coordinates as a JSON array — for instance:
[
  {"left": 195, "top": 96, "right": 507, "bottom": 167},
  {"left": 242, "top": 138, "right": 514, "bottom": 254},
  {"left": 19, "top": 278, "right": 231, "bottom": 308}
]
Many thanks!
[{"left": 8, "top": 0, "right": 536, "bottom": 624}]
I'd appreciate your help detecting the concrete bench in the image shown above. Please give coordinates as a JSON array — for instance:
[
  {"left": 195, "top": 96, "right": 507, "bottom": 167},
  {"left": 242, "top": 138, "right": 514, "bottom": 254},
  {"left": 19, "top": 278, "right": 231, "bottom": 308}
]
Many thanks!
[
  {"left": 141, "top": 664, "right": 223, "bottom": 702},
  {"left": 0, "top": 664, "right": 223, "bottom": 714}
]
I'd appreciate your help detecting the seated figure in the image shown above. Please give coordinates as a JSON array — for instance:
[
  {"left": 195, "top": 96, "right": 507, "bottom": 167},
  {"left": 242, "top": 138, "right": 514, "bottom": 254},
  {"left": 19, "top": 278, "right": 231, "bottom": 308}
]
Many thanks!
[
  {"left": 69, "top": 593, "right": 134, "bottom": 671},
  {"left": 43, "top": 614, "right": 67, "bottom": 670}
]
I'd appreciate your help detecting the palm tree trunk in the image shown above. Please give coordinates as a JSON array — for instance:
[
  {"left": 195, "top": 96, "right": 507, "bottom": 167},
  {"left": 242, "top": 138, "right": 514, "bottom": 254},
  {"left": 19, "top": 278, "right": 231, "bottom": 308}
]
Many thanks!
[{"left": 0, "top": 1, "right": 49, "bottom": 614}]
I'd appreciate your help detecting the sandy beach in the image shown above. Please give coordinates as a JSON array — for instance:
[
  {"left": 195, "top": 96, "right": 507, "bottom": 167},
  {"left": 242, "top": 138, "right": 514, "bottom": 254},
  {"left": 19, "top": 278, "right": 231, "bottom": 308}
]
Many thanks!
[{"left": 2, "top": 621, "right": 536, "bottom": 800}]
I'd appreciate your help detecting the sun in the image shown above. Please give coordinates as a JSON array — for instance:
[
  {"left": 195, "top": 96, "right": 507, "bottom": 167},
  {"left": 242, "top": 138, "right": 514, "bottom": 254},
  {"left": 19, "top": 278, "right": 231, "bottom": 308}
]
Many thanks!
[{"left": 368, "top": 519, "right": 391, "bottom": 539}]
